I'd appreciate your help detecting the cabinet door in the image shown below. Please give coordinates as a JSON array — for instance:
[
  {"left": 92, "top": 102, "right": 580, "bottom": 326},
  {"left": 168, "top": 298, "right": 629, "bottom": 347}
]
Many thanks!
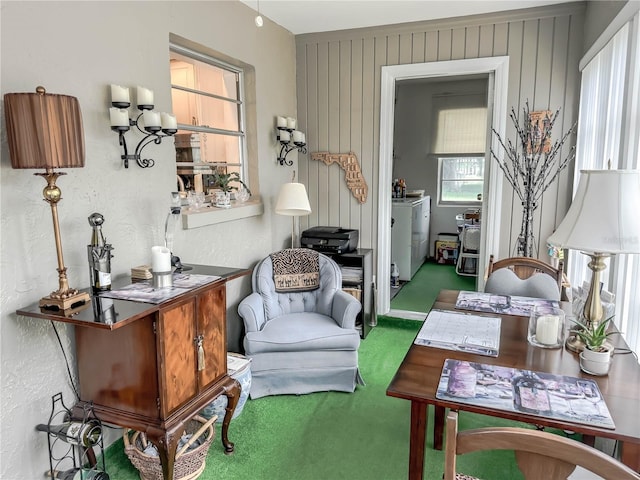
[
  {"left": 158, "top": 299, "right": 198, "bottom": 416},
  {"left": 197, "top": 285, "right": 227, "bottom": 390}
]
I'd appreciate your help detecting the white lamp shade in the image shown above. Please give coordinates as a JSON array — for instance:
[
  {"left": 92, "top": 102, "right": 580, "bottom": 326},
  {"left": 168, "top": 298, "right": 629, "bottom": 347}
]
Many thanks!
[
  {"left": 275, "top": 182, "right": 311, "bottom": 216},
  {"left": 547, "top": 169, "right": 640, "bottom": 254}
]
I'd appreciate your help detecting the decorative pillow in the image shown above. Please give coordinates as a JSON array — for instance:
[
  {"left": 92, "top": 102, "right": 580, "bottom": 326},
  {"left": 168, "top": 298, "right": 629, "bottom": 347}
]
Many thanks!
[
  {"left": 484, "top": 268, "right": 560, "bottom": 301},
  {"left": 270, "top": 248, "right": 320, "bottom": 293}
]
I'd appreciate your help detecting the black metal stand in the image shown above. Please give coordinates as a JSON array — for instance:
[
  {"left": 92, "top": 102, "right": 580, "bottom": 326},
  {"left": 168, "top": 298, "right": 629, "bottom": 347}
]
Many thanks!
[{"left": 38, "top": 392, "right": 108, "bottom": 479}]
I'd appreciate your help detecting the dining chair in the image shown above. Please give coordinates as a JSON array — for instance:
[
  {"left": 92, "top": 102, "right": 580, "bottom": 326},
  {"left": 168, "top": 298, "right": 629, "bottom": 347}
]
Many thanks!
[
  {"left": 444, "top": 410, "right": 640, "bottom": 480},
  {"left": 485, "top": 254, "right": 568, "bottom": 301}
]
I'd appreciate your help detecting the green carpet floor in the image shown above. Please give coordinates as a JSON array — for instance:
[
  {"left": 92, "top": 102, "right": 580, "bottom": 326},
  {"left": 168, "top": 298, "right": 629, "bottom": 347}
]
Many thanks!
[
  {"left": 391, "top": 262, "right": 476, "bottom": 313},
  {"left": 102, "top": 316, "right": 544, "bottom": 480}
]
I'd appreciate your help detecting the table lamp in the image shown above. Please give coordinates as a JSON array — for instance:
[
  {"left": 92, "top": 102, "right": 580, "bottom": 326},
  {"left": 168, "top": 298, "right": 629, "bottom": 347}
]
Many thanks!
[
  {"left": 275, "top": 172, "right": 311, "bottom": 247},
  {"left": 547, "top": 169, "right": 640, "bottom": 352},
  {"left": 4, "top": 86, "right": 91, "bottom": 313}
]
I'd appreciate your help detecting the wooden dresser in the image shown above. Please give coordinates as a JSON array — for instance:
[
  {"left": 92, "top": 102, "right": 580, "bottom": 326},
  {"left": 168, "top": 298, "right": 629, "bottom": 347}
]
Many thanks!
[{"left": 17, "top": 264, "right": 250, "bottom": 480}]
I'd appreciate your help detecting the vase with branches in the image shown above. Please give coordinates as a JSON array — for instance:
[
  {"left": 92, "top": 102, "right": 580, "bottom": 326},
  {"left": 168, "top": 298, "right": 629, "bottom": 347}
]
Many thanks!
[{"left": 491, "top": 101, "right": 576, "bottom": 257}]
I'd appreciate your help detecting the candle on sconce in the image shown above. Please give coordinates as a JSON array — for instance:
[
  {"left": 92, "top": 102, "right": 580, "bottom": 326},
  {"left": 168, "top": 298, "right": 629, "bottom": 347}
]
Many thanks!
[
  {"left": 286, "top": 117, "right": 296, "bottom": 129},
  {"left": 151, "top": 246, "right": 172, "bottom": 273},
  {"left": 143, "top": 111, "right": 161, "bottom": 128},
  {"left": 137, "top": 86, "right": 154, "bottom": 107},
  {"left": 276, "top": 116, "right": 287, "bottom": 128},
  {"left": 301, "top": 132, "right": 306, "bottom": 143},
  {"left": 292, "top": 130, "right": 304, "bottom": 143},
  {"left": 279, "top": 130, "right": 291, "bottom": 142},
  {"left": 109, "top": 107, "right": 130, "bottom": 127},
  {"left": 161, "top": 112, "right": 177, "bottom": 130},
  {"left": 111, "top": 84, "right": 130, "bottom": 104}
]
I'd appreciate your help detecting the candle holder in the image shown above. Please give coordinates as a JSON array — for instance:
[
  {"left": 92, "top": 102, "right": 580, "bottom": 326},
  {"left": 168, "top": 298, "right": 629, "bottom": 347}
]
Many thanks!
[
  {"left": 108, "top": 85, "right": 177, "bottom": 169},
  {"left": 276, "top": 116, "right": 307, "bottom": 166},
  {"left": 527, "top": 305, "right": 566, "bottom": 348}
]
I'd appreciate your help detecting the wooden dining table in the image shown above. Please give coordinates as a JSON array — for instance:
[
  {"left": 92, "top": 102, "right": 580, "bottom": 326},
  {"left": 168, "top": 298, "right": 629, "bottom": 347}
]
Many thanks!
[{"left": 386, "top": 289, "right": 640, "bottom": 480}]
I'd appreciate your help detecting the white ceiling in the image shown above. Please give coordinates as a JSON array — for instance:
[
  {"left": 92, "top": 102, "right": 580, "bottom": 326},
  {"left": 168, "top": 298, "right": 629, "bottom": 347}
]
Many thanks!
[{"left": 239, "top": 0, "right": 574, "bottom": 35}]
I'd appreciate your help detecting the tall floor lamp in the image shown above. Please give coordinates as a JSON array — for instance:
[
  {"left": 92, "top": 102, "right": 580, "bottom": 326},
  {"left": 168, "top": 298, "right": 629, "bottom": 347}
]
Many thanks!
[
  {"left": 4, "top": 86, "right": 91, "bottom": 313},
  {"left": 547, "top": 169, "right": 640, "bottom": 352},
  {"left": 275, "top": 172, "right": 311, "bottom": 248}
]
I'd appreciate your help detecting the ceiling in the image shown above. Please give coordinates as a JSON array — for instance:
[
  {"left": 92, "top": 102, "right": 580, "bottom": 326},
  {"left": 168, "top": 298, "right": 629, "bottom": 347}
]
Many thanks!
[{"left": 239, "top": 0, "right": 574, "bottom": 35}]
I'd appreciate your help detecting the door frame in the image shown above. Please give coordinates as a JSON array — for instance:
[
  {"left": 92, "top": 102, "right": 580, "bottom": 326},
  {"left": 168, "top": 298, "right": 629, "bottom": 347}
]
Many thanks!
[{"left": 377, "top": 56, "right": 510, "bottom": 317}]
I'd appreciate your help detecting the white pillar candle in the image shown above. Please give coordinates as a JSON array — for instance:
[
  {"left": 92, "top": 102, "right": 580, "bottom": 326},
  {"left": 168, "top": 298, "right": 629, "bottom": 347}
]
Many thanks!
[
  {"left": 536, "top": 315, "right": 559, "bottom": 345},
  {"left": 279, "top": 130, "right": 291, "bottom": 142},
  {"left": 137, "top": 86, "right": 154, "bottom": 106},
  {"left": 292, "top": 130, "right": 304, "bottom": 143},
  {"left": 111, "top": 84, "right": 130, "bottom": 104},
  {"left": 286, "top": 117, "right": 296, "bottom": 129},
  {"left": 276, "top": 116, "right": 287, "bottom": 128},
  {"left": 109, "top": 107, "right": 130, "bottom": 127},
  {"left": 301, "top": 132, "right": 306, "bottom": 144},
  {"left": 161, "top": 112, "right": 177, "bottom": 130},
  {"left": 143, "top": 111, "right": 161, "bottom": 128},
  {"left": 151, "top": 246, "right": 172, "bottom": 273}
]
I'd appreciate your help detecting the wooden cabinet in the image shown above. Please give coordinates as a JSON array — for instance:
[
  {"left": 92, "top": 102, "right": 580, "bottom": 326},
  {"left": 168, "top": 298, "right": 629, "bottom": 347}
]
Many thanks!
[{"left": 18, "top": 265, "right": 250, "bottom": 480}]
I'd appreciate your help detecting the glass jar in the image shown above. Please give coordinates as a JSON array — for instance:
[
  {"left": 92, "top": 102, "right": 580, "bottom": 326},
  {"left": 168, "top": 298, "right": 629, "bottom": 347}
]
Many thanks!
[{"left": 527, "top": 305, "right": 565, "bottom": 348}]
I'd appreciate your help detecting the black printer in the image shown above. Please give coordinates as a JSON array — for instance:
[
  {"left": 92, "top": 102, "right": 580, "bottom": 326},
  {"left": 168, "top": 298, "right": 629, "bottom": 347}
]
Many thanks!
[{"left": 301, "top": 226, "right": 359, "bottom": 254}]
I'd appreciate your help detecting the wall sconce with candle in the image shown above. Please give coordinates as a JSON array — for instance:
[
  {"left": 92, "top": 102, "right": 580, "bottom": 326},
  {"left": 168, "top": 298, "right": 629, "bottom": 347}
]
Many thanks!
[
  {"left": 109, "top": 85, "right": 177, "bottom": 169},
  {"left": 276, "top": 116, "right": 307, "bottom": 166}
]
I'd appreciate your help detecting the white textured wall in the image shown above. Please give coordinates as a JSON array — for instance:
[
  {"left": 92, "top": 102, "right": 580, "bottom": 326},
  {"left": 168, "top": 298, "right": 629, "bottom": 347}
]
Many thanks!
[{"left": 0, "top": 1, "right": 296, "bottom": 477}]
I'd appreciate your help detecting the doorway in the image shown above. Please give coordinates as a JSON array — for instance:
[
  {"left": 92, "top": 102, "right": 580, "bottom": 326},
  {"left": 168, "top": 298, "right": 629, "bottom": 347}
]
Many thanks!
[{"left": 377, "top": 57, "right": 510, "bottom": 318}]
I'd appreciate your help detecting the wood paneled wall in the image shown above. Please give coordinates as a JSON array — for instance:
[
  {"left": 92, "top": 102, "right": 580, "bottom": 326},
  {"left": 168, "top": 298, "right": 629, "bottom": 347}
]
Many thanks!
[{"left": 295, "top": 3, "right": 585, "bottom": 262}]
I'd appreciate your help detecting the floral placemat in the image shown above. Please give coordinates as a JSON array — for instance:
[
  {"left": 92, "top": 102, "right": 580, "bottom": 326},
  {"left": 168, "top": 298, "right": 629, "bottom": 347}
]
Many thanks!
[{"left": 436, "top": 358, "right": 615, "bottom": 429}]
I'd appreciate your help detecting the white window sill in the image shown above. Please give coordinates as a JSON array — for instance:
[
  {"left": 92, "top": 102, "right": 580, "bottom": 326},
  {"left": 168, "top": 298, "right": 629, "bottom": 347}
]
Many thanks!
[{"left": 181, "top": 197, "right": 264, "bottom": 229}]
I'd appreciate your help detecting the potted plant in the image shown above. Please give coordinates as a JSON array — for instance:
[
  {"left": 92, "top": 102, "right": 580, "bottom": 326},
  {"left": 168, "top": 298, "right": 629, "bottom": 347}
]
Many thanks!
[
  {"left": 207, "top": 171, "right": 251, "bottom": 208},
  {"left": 573, "top": 317, "right": 615, "bottom": 376}
]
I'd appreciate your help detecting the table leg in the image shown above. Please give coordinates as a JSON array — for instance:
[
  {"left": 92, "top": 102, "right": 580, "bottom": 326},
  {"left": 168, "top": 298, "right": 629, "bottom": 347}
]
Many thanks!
[
  {"left": 433, "top": 406, "right": 445, "bottom": 450},
  {"left": 146, "top": 426, "right": 181, "bottom": 480},
  {"left": 620, "top": 441, "right": 640, "bottom": 472},
  {"left": 408, "top": 401, "right": 428, "bottom": 480},
  {"left": 220, "top": 376, "right": 241, "bottom": 455}
]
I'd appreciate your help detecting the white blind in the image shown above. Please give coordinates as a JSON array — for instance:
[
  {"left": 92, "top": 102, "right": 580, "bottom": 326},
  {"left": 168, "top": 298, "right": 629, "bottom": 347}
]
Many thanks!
[
  {"left": 433, "top": 108, "right": 487, "bottom": 153},
  {"left": 570, "top": 13, "right": 640, "bottom": 356},
  {"left": 432, "top": 94, "right": 487, "bottom": 154}
]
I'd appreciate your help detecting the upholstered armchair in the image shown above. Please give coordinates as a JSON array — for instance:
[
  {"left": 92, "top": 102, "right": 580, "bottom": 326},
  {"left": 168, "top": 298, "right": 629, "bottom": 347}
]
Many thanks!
[{"left": 238, "top": 249, "right": 363, "bottom": 399}]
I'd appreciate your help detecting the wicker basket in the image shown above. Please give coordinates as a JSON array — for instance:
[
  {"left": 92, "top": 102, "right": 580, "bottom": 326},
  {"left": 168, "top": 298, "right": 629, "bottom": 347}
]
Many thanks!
[{"left": 123, "top": 415, "right": 217, "bottom": 480}]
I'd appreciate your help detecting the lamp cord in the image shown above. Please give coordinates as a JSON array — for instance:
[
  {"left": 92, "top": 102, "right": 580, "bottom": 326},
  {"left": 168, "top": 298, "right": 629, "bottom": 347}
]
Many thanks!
[{"left": 50, "top": 320, "right": 81, "bottom": 401}]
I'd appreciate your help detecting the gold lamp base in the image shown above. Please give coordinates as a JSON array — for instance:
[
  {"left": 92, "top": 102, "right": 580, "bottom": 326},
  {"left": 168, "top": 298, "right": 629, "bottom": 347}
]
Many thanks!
[
  {"left": 39, "top": 290, "right": 91, "bottom": 314},
  {"left": 565, "top": 333, "right": 586, "bottom": 353},
  {"left": 564, "top": 252, "right": 610, "bottom": 354},
  {"left": 36, "top": 170, "right": 91, "bottom": 316}
]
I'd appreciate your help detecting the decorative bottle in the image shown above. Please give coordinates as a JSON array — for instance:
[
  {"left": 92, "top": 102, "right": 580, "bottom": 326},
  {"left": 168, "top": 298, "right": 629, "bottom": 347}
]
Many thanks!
[
  {"left": 48, "top": 468, "right": 110, "bottom": 480},
  {"left": 512, "top": 370, "right": 552, "bottom": 414},
  {"left": 391, "top": 263, "right": 400, "bottom": 287},
  {"left": 35, "top": 419, "right": 103, "bottom": 447},
  {"left": 87, "top": 213, "right": 113, "bottom": 292}
]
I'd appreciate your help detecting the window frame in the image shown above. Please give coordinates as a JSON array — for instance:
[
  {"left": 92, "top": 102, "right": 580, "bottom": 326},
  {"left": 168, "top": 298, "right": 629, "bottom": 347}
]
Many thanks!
[
  {"left": 169, "top": 42, "right": 249, "bottom": 188},
  {"left": 436, "top": 154, "right": 485, "bottom": 207}
]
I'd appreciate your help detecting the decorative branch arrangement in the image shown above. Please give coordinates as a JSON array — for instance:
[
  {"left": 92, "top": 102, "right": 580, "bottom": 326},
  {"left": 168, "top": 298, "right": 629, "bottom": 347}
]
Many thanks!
[{"left": 491, "top": 101, "right": 576, "bottom": 257}]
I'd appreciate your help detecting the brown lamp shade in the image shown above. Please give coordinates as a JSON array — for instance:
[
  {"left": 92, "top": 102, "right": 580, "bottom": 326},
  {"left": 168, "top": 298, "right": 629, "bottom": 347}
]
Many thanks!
[{"left": 4, "top": 87, "right": 85, "bottom": 169}]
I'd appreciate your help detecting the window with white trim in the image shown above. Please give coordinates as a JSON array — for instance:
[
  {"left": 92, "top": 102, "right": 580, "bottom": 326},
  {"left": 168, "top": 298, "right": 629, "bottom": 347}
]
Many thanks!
[
  {"left": 570, "top": 9, "right": 640, "bottom": 354},
  {"left": 169, "top": 44, "right": 247, "bottom": 193}
]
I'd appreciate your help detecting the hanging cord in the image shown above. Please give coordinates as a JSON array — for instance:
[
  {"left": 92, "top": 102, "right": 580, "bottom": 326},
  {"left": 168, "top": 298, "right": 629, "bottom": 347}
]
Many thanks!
[{"left": 50, "top": 320, "right": 81, "bottom": 401}]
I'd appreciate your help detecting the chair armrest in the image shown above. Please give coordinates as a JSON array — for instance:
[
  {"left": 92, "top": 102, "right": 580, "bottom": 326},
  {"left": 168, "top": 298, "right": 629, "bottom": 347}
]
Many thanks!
[
  {"left": 332, "top": 290, "right": 362, "bottom": 329},
  {"left": 238, "top": 292, "right": 266, "bottom": 332}
]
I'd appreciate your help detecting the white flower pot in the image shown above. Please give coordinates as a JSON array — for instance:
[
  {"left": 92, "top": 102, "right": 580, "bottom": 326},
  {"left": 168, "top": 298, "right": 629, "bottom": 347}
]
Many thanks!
[{"left": 579, "top": 346, "right": 612, "bottom": 376}]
